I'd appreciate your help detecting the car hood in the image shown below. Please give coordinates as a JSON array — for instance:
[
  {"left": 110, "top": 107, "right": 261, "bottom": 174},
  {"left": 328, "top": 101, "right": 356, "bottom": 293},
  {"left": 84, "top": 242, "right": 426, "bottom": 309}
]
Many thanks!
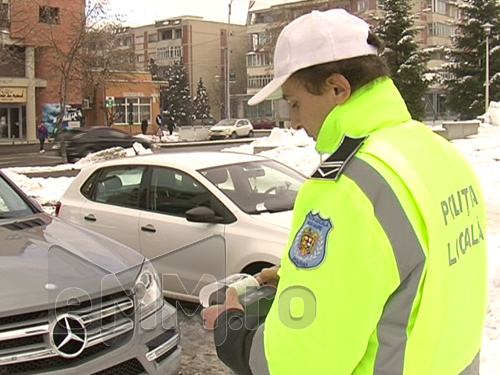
[
  {"left": 249, "top": 210, "right": 293, "bottom": 230},
  {"left": 0, "top": 213, "right": 144, "bottom": 315}
]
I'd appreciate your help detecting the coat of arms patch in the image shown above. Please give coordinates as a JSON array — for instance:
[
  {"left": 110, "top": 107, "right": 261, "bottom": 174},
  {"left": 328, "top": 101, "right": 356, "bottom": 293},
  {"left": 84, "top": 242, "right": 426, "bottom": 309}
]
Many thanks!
[{"left": 289, "top": 211, "right": 333, "bottom": 268}]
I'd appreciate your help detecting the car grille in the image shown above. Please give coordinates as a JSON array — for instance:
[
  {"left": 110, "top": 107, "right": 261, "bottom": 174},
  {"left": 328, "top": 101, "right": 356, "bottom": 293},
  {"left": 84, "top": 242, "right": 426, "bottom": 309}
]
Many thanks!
[
  {"left": 91, "top": 358, "right": 145, "bottom": 375},
  {"left": 0, "top": 292, "right": 135, "bottom": 374}
]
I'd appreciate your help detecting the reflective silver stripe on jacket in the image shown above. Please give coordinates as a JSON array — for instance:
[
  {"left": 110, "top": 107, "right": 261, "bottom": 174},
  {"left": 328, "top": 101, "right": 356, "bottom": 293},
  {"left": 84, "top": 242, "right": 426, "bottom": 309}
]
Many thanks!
[
  {"left": 249, "top": 324, "right": 270, "bottom": 375},
  {"left": 459, "top": 352, "right": 480, "bottom": 375},
  {"left": 344, "top": 157, "right": 426, "bottom": 375}
]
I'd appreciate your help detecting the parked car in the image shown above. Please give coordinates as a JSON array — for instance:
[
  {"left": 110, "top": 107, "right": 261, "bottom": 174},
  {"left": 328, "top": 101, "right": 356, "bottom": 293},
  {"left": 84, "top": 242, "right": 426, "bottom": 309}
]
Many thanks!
[
  {"left": 208, "top": 119, "right": 254, "bottom": 139},
  {"left": 250, "top": 118, "right": 277, "bottom": 130},
  {"left": 56, "top": 151, "right": 306, "bottom": 302},
  {"left": 0, "top": 171, "right": 180, "bottom": 375},
  {"left": 63, "top": 127, "right": 153, "bottom": 162}
]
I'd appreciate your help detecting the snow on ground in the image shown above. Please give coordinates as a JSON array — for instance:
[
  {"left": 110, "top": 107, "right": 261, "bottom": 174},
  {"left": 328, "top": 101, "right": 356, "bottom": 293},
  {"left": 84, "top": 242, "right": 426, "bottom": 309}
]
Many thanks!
[{"left": 1, "top": 121, "right": 500, "bottom": 374}]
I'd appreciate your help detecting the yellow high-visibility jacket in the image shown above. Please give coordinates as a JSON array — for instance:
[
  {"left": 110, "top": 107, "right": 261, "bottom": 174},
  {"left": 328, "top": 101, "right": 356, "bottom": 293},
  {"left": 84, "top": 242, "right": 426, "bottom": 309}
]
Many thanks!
[
  {"left": 259, "top": 78, "right": 487, "bottom": 375},
  {"left": 213, "top": 77, "right": 486, "bottom": 375}
]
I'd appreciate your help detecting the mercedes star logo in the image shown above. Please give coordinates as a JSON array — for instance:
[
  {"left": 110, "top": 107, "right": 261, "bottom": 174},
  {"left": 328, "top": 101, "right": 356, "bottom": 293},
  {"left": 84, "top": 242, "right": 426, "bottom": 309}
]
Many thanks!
[{"left": 49, "top": 314, "right": 88, "bottom": 358}]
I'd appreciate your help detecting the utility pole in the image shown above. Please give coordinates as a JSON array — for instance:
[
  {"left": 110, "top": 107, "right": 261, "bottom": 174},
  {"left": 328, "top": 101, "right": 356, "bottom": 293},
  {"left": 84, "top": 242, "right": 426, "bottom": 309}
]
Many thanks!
[
  {"left": 226, "top": 0, "right": 233, "bottom": 119},
  {"left": 483, "top": 22, "right": 494, "bottom": 113}
]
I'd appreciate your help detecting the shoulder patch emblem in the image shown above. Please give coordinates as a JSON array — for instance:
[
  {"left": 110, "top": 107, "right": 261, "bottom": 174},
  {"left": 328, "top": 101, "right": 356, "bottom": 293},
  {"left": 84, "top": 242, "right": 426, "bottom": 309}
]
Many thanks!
[{"left": 289, "top": 211, "right": 333, "bottom": 269}]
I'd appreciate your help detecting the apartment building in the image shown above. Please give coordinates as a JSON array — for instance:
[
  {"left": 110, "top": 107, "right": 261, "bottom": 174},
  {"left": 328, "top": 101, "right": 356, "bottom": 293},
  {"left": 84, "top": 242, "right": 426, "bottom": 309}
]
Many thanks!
[
  {"left": 116, "top": 16, "right": 247, "bottom": 120},
  {"left": 0, "top": 0, "right": 84, "bottom": 141},
  {"left": 243, "top": 0, "right": 459, "bottom": 123}
]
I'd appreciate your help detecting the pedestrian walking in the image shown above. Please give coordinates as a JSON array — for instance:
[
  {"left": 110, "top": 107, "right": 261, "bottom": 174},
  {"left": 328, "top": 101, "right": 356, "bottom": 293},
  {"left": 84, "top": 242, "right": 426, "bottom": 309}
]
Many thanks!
[
  {"left": 166, "top": 118, "right": 175, "bottom": 135},
  {"left": 36, "top": 122, "right": 48, "bottom": 153},
  {"left": 141, "top": 117, "right": 148, "bottom": 135},
  {"left": 202, "top": 9, "right": 487, "bottom": 375}
]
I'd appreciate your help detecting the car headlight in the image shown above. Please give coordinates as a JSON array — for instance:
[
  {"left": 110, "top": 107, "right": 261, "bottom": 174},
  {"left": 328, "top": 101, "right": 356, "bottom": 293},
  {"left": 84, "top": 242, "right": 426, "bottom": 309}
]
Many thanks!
[
  {"left": 134, "top": 261, "right": 163, "bottom": 320},
  {"left": 223, "top": 128, "right": 231, "bottom": 134}
]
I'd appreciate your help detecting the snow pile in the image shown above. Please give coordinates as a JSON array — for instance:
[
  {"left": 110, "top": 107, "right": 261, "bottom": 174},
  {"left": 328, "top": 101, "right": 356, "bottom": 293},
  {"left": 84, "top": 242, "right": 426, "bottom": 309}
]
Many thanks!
[
  {"left": 483, "top": 101, "right": 500, "bottom": 126},
  {"left": 75, "top": 142, "right": 153, "bottom": 167},
  {"left": 223, "top": 128, "right": 321, "bottom": 175}
]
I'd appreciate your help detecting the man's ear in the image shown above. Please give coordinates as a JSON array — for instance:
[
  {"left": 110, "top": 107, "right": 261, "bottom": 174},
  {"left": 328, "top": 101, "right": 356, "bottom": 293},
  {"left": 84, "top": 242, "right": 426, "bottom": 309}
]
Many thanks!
[{"left": 326, "top": 74, "right": 351, "bottom": 105}]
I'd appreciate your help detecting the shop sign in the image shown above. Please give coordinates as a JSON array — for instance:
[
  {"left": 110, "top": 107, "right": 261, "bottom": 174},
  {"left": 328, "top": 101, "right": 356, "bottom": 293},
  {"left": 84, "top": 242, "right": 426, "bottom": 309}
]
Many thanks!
[
  {"left": 0, "top": 88, "right": 26, "bottom": 103},
  {"left": 123, "top": 92, "right": 145, "bottom": 97}
]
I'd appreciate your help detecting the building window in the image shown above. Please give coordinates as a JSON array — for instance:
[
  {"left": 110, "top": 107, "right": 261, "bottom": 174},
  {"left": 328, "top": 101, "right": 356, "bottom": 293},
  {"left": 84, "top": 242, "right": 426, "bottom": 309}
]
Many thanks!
[
  {"left": 39, "top": 6, "right": 59, "bottom": 25},
  {"left": 357, "top": 0, "right": 369, "bottom": 12},
  {"left": 0, "top": 3, "right": 9, "bottom": 26},
  {"left": 157, "top": 46, "right": 182, "bottom": 60},
  {"left": 148, "top": 34, "right": 157, "bottom": 43},
  {"left": 175, "top": 28, "right": 182, "bottom": 39},
  {"left": 160, "top": 29, "right": 173, "bottom": 40},
  {"left": 431, "top": 0, "right": 447, "bottom": 14},
  {"left": 120, "top": 37, "right": 131, "bottom": 46},
  {"left": 114, "top": 98, "right": 151, "bottom": 124},
  {"left": 429, "top": 49, "right": 446, "bottom": 60},
  {"left": 136, "top": 54, "right": 144, "bottom": 63},
  {"left": 251, "top": 32, "right": 271, "bottom": 51},
  {"left": 135, "top": 35, "right": 144, "bottom": 48},
  {"left": 247, "top": 74, "right": 273, "bottom": 89},
  {"left": 246, "top": 52, "right": 272, "bottom": 67},
  {"left": 428, "top": 22, "right": 454, "bottom": 38}
]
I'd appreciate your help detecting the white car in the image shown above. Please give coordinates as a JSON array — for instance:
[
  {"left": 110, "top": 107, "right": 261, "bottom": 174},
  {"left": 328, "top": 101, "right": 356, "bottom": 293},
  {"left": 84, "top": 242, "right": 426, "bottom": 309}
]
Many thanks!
[
  {"left": 208, "top": 118, "right": 254, "bottom": 139},
  {"left": 56, "top": 151, "right": 305, "bottom": 302}
]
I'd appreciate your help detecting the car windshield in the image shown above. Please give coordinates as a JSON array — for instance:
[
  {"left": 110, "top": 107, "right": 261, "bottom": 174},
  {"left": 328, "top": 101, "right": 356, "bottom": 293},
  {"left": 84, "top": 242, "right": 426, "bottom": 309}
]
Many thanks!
[
  {"left": 200, "top": 160, "right": 305, "bottom": 214},
  {"left": 215, "top": 119, "right": 238, "bottom": 127},
  {"left": 0, "top": 176, "right": 34, "bottom": 219}
]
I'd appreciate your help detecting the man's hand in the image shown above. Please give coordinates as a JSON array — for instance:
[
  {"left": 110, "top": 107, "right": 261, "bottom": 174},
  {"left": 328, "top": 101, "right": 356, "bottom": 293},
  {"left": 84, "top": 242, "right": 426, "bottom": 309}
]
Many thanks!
[
  {"left": 254, "top": 265, "right": 280, "bottom": 287},
  {"left": 202, "top": 287, "right": 243, "bottom": 330}
]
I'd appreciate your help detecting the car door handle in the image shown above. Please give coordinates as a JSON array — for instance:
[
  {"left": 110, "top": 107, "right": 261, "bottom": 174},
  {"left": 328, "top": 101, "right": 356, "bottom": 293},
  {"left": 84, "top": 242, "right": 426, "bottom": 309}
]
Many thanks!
[
  {"left": 141, "top": 225, "right": 156, "bottom": 233},
  {"left": 84, "top": 214, "right": 97, "bottom": 222}
]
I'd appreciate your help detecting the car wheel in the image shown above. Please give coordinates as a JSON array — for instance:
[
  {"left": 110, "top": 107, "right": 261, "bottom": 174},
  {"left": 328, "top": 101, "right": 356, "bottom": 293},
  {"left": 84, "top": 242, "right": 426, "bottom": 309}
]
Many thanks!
[
  {"left": 230, "top": 132, "right": 238, "bottom": 139},
  {"left": 248, "top": 130, "right": 254, "bottom": 138}
]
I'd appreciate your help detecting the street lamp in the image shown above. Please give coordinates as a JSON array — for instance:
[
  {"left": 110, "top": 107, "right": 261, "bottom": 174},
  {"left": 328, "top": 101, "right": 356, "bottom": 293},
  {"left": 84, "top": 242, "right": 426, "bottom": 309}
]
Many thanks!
[
  {"left": 482, "top": 22, "right": 494, "bottom": 113},
  {"left": 226, "top": 0, "right": 234, "bottom": 119}
]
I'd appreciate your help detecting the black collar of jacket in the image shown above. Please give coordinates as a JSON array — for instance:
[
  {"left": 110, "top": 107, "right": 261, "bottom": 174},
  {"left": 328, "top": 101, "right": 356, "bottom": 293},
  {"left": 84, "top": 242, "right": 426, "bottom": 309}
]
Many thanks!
[{"left": 311, "top": 135, "right": 368, "bottom": 181}]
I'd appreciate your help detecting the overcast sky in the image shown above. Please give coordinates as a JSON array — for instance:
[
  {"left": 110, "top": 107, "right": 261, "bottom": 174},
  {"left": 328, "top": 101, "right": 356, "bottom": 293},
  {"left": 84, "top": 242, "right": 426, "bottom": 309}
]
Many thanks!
[{"left": 107, "top": 0, "right": 300, "bottom": 26}]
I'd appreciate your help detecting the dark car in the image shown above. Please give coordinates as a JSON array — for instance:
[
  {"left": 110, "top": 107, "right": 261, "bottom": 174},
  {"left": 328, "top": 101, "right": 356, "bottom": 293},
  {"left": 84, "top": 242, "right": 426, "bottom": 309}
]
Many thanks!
[
  {"left": 250, "top": 118, "right": 277, "bottom": 130},
  {"left": 0, "top": 170, "right": 181, "bottom": 375},
  {"left": 63, "top": 127, "right": 152, "bottom": 162}
]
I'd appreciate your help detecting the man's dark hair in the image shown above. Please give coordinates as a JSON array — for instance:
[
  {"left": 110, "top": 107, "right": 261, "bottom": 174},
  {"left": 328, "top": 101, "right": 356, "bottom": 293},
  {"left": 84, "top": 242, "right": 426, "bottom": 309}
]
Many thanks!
[{"left": 290, "top": 32, "right": 390, "bottom": 95}]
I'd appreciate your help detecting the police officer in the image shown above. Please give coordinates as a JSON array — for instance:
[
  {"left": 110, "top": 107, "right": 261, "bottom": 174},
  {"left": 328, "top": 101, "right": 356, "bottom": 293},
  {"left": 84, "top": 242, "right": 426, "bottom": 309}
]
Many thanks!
[{"left": 202, "top": 9, "right": 487, "bottom": 375}]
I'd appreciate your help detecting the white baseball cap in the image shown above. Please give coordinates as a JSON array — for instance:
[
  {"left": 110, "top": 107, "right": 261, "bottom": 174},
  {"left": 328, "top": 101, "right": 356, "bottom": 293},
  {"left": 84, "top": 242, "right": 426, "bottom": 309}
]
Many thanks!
[{"left": 248, "top": 9, "right": 378, "bottom": 106}]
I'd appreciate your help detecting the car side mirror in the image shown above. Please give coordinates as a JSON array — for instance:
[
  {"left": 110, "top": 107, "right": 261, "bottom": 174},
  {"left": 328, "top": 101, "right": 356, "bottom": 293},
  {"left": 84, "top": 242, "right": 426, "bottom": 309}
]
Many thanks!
[{"left": 185, "top": 206, "right": 223, "bottom": 223}]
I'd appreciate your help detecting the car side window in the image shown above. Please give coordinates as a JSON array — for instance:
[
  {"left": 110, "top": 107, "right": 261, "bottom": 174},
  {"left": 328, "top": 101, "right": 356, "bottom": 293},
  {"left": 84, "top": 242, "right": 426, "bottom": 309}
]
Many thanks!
[
  {"left": 149, "top": 167, "right": 211, "bottom": 217},
  {"left": 202, "top": 167, "right": 236, "bottom": 198},
  {"left": 91, "top": 166, "right": 146, "bottom": 208},
  {"left": 108, "top": 129, "right": 129, "bottom": 139}
]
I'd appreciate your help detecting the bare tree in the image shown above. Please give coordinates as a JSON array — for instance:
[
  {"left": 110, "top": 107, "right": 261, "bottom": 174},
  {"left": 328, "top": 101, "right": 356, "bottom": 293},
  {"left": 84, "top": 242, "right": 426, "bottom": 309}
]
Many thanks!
[{"left": 78, "top": 24, "right": 135, "bottom": 126}]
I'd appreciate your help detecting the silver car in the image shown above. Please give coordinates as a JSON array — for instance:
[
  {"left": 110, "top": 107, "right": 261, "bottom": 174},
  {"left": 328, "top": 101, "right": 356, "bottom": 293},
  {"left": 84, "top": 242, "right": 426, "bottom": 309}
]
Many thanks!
[
  {"left": 208, "top": 119, "right": 254, "bottom": 139},
  {"left": 0, "top": 171, "right": 181, "bottom": 375},
  {"left": 56, "top": 151, "right": 306, "bottom": 302}
]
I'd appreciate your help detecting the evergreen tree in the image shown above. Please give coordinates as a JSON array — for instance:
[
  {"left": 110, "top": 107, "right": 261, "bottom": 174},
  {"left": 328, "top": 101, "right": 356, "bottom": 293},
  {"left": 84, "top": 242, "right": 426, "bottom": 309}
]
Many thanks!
[
  {"left": 444, "top": 0, "right": 500, "bottom": 120},
  {"left": 374, "top": 0, "right": 430, "bottom": 120},
  {"left": 162, "top": 60, "right": 193, "bottom": 125},
  {"left": 193, "top": 77, "right": 211, "bottom": 119}
]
